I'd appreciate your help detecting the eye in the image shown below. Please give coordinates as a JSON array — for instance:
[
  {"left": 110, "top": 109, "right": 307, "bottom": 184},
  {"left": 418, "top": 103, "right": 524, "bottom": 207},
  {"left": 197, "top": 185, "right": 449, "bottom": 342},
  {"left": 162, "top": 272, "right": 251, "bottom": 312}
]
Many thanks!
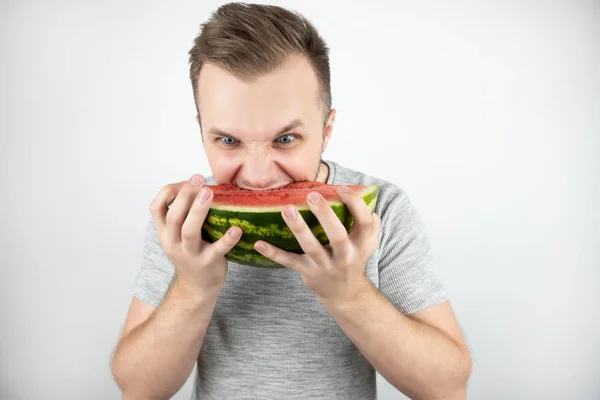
[
  {"left": 275, "top": 134, "right": 298, "bottom": 145},
  {"left": 219, "top": 136, "right": 238, "bottom": 146}
]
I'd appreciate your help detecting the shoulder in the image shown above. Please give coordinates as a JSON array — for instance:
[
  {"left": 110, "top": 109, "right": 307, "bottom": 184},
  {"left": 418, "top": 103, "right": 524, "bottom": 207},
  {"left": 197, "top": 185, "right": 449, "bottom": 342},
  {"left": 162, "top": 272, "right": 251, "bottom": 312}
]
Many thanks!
[{"left": 204, "top": 175, "right": 217, "bottom": 185}]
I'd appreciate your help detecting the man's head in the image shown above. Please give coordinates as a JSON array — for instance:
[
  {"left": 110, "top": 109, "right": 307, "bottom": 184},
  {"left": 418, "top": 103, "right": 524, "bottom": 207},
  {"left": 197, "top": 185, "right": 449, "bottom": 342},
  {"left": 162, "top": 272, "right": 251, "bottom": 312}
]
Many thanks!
[{"left": 188, "top": 2, "right": 335, "bottom": 190}]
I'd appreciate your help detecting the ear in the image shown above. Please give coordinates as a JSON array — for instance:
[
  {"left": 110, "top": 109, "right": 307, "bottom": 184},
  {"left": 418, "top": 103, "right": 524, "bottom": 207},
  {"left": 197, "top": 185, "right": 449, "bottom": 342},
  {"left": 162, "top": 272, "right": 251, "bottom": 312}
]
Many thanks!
[{"left": 321, "top": 109, "right": 336, "bottom": 153}]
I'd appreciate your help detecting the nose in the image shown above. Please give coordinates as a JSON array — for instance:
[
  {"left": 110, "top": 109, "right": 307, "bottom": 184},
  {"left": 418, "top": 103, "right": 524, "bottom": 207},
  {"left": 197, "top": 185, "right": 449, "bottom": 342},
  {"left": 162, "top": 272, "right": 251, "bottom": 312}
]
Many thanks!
[{"left": 238, "top": 151, "right": 278, "bottom": 190}]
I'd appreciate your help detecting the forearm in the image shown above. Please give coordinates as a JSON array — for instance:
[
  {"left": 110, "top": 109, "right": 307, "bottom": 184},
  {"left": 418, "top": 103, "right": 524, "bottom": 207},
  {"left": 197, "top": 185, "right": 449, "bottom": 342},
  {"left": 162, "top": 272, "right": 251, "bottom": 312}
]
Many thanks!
[
  {"left": 112, "top": 279, "right": 219, "bottom": 400},
  {"left": 322, "top": 281, "right": 471, "bottom": 400}
]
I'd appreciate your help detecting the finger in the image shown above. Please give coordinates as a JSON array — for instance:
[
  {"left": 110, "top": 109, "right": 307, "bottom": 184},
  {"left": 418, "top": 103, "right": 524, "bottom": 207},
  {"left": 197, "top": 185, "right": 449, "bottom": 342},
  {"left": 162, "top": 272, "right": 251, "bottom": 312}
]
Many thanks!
[
  {"left": 281, "top": 204, "right": 328, "bottom": 262},
  {"left": 360, "top": 212, "right": 381, "bottom": 257},
  {"left": 305, "top": 191, "right": 351, "bottom": 258},
  {"left": 208, "top": 225, "right": 243, "bottom": 259},
  {"left": 149, "top": 181, "right": 187, "bottom": 236},
  {"left": 254, "top": 240, "right": 307, "bottom": 272},
  {"left": 165, "top": 176, "right": 204, "bottom": 244},
  {"left": 368, "top": 213, "right": 382, "bottom": 253},
  {"left": 337, "top": 186, "right": 375, "bottom": 244},
  {"left": 181, "top": 185, "right": 213, "bottom": 253}
]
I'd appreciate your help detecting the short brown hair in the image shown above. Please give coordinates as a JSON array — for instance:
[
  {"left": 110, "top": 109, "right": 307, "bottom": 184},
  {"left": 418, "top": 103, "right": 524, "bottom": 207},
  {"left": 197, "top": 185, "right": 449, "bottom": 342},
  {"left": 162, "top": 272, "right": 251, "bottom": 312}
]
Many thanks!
[{"left": 188, "top": 2, "right": 332, "bottom": 122}]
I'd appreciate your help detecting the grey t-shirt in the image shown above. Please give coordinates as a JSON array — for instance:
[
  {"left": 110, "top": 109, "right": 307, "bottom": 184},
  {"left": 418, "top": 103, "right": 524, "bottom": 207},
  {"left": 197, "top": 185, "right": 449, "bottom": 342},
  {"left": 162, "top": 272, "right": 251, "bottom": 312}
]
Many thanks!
[{"left": 132, "top": 159, "right": 448, "bottom": 399}]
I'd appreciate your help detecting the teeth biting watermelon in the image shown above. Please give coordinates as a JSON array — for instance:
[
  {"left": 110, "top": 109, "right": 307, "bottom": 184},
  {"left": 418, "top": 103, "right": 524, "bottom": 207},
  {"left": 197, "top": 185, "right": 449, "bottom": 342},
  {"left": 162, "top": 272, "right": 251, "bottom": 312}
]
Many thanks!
[{"left": 201, "top": 181, "right": 379, "bottom": 268}]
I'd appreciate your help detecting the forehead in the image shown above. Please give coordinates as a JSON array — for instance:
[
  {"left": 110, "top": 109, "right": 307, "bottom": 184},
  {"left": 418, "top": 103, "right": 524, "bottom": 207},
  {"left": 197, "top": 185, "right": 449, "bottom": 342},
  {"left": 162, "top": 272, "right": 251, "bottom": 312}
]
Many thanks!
[{"left": 197, "top": 56, "right": 321, "bottom": 139}]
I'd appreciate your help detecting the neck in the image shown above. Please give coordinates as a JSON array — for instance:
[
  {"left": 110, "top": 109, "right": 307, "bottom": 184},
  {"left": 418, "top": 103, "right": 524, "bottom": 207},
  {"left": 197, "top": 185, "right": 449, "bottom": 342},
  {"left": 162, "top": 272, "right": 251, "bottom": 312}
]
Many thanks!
[{"left": 316, "top": 161, "right": 329, "bottom": 183}]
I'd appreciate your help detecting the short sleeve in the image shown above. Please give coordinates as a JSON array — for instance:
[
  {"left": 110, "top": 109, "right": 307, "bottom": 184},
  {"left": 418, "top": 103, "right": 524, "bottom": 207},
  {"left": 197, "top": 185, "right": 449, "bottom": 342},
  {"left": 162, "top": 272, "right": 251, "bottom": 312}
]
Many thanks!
[
  {"left": 377, "top": 191, "right": 449, "bottom": 315},
  {"left": 131, "top": 216, "right": 176, "bottom": 308}
]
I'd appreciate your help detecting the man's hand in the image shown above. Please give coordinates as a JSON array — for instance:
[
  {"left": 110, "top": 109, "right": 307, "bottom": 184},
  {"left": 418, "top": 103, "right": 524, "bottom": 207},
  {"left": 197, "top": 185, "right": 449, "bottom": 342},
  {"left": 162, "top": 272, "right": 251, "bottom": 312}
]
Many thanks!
[
  {"left": 253, "top": 185, "right": 380, "bottom": 304},
  {"left": 149, "top": 174, "right": 243, "bottom": 295}
]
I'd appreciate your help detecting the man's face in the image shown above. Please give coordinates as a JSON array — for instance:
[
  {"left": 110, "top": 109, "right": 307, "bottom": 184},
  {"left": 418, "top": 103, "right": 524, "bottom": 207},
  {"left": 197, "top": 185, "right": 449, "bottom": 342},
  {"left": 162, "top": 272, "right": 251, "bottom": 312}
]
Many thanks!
[{"left": 196, "top": 55, "right": 335, "bottom": 190}]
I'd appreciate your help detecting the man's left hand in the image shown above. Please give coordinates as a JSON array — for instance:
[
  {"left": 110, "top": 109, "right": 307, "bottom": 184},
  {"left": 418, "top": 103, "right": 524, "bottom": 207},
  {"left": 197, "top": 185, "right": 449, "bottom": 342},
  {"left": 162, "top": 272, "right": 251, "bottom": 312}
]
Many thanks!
[{"left": 254, "top": 185, "right": 380, "bottom": 305}]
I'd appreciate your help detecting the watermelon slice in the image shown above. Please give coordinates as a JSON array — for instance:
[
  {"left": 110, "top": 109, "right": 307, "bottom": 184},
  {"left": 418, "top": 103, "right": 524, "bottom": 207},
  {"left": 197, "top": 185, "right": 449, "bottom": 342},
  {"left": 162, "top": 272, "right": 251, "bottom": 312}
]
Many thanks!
[{"left": 201, "top": 182, "right": 379, "bottom": 267}]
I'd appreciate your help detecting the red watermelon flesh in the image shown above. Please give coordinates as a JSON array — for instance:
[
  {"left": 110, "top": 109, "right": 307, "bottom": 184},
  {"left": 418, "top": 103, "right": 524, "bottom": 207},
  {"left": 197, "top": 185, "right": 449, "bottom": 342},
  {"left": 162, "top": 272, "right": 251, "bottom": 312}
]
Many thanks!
[{"left": 208, "top": 181, "right": 371, "bottom": 208}]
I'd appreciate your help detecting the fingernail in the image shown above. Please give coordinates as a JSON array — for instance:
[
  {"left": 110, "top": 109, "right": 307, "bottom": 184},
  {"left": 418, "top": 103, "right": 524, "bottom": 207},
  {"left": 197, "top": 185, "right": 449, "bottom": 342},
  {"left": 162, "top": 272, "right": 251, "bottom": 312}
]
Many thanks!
[
  {"left": 229, "top": 227, "right": 241, "bottom": 237},
  {"left": 255, "top": 242, "right": 267, "bottom": 252},
  {"left": 338, "top": 185, "right": 349, "bottom": 193},
  {"left": 308, "top": 192, "right": 321, "bottom": 204},
  {"left": 190, "top": 175, "right": 204, "bottom": 186},
  {"left": 198, "top": 188, "right": 210, "bottom": 203},
  {"left": 284, "top": 206, "right": 297, "bottom": 220}
]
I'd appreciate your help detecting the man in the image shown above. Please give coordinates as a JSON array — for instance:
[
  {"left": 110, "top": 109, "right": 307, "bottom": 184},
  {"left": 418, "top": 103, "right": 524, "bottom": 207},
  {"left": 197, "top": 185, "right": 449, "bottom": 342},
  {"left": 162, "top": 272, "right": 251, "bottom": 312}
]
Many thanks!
[{"left": 111, "top": 2, "right": 472, "bottom": 399}]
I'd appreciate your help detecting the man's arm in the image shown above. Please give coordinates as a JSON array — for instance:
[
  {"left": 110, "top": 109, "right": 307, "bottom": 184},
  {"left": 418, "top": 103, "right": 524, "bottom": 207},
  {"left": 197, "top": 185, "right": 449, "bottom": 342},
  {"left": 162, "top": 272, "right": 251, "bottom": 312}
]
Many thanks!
[
  {"left": 111, "top": 279, "right": 219, "bottom": 400},
  {"left": 111, "top": 177, "right": 241, "bottom": 399},
  {"left": 251, "top": 185, "right": 471, "bottom": 398},
  {"left": 322, "top": 281, "right": 472, "bottom": 400}
]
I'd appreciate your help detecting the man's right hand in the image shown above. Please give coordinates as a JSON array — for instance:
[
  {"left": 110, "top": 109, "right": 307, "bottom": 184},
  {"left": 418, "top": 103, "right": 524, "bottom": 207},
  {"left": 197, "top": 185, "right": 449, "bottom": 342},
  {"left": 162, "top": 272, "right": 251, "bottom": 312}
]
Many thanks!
[
  {"left": 149, "top": 174, "right": 242, "bottom": 295},
  {"left": 113, "top": 174, "right": 238, "bottom": 398}
]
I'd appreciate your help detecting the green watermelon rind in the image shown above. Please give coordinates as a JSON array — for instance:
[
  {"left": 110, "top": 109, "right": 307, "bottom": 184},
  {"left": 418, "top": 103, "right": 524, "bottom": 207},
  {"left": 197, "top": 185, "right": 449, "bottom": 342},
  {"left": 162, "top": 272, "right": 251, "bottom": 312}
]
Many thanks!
[{"left": 201, "top": 185, "right": 379, "bottom": 268}]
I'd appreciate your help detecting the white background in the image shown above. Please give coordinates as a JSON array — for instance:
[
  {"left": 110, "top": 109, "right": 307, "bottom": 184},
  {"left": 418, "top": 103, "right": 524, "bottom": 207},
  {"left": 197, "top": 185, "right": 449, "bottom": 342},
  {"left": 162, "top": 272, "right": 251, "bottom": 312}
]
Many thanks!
[{"left": 1, "top": 0, "right": 599, "bottom": 399}]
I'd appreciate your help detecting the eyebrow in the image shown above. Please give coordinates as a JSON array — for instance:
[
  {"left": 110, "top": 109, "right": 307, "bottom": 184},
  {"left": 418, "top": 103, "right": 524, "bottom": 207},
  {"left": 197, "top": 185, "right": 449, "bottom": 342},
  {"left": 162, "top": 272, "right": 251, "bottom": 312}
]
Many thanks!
[{"left": 207, "top": 118, "right": 308, "bottom": 142}]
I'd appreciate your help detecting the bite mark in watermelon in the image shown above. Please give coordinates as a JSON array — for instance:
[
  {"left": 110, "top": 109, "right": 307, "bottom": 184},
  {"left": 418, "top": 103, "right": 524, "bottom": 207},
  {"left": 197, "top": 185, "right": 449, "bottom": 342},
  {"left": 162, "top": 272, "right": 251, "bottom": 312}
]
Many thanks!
[{"left": 201, "top": 182, "right": 379, "bottom": 268}]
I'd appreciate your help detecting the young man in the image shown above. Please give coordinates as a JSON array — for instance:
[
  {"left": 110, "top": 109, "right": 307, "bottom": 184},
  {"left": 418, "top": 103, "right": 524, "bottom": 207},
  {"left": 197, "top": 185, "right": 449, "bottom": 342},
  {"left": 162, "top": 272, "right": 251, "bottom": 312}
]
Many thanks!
[{"left": 111, "top": 3, "right": 472, "bottom": 399}]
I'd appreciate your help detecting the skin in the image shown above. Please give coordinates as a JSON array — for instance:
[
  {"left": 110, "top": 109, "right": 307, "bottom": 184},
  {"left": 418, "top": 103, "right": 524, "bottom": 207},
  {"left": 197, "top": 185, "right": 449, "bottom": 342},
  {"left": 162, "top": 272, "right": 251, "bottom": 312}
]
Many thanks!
[
  {"left": 111, "top": 54, "right": 472, "bottom": 400},
  {"left": 197, "top": 55, "right": 334, "bottom": 189}
]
